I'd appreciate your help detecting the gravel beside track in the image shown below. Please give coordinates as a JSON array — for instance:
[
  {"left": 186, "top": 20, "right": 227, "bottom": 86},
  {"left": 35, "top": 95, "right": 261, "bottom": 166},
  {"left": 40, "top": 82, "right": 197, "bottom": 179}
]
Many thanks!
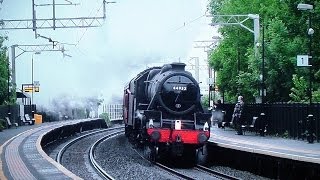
[
  {"left": 171, "top": 167, "right": 221, "bottom": 180},
  {"left": 44, "top": 129, "right": 99, "bottom": 160},
  {"left": 95, "top": 134, "right": 272, "bottom": 180},
  {"left": 95, "top": 134, "right": 179, "bottom": 180},
  {"left": 62, "top": 130, "right": 119, "bottom": 179},
  {"left": 44, "top": 128, "right": 272, "bottom": 179},
  {"left": 208, "top": 166, "right": 271, "bottom": 180},
  {"left": 44, "top": 128, "right": 119, "bottom": 179}
]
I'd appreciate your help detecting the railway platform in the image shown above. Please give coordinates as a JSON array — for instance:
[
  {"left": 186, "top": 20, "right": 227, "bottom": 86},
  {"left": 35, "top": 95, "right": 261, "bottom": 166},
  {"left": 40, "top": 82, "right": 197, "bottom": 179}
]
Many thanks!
[
  {"left": 209, "top": 126, "right": 320, "bottom": 164},
  {"left": 0, "top": 119, "right": 105, "bottom": 180},
  {"left": 0, "top": 123, "right": 44, "bottom": 146}
]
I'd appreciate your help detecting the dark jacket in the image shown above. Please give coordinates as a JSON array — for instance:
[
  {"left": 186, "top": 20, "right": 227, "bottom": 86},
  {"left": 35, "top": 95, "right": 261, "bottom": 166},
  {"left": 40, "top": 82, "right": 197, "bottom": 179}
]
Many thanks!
[{"left": 233, "top": 100, "right": 244, "bottom": 118}]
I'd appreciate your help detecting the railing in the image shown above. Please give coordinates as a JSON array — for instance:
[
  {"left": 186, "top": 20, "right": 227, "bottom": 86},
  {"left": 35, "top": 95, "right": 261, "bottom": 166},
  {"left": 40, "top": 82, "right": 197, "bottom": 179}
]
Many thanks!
[
  {"left": 1, "top": 103, "right": 319, "bottom": 141},
  {"left": 218, "top": 103, "right": 320, "bottom": 142},
  {"left": 102, "top": 104, "right": 123, "bottom": 121}
]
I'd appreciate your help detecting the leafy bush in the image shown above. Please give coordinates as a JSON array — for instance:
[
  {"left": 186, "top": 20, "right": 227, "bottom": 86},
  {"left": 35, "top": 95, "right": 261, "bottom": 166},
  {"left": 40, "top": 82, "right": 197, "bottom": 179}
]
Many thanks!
[
  {"left": 201, "top": 95, "right": 209, "bottom": 108},
  {"left": 289, "top": 75, "right": 308, "bottom": 103},
  {"left": 282, "top": 130, "right": 289, "bottom": 138},
  {"left": 99, "top": 113, "right": 111, "bottom": 126}
]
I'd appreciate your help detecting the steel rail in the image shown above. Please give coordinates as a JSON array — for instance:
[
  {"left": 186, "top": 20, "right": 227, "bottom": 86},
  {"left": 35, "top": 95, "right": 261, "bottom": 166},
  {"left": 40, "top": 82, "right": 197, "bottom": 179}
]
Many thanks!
[
  {"left": 130, "top": 146, "right": 195, "bottom": 179},
  {"left": 129, "top": 135, "right": 238, "bottom": 179},
  {"left": 195, "top": 165, "right": 240, "bottom": 180},
  {"left": 56, "top": 126, "right": 123, "bottom": 163},
  {"left": 89, "top": 130, "right": 125, "bottom": 180},
  {"left": 155, "top": 162, "right": 195, "bottom": 180}
]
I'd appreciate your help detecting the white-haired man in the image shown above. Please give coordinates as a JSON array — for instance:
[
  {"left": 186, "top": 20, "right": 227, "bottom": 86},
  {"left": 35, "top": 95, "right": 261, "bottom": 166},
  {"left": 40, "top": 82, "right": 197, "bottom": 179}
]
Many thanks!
[{"left": 233, "top": 96, "right": 244, "bottom": 135}]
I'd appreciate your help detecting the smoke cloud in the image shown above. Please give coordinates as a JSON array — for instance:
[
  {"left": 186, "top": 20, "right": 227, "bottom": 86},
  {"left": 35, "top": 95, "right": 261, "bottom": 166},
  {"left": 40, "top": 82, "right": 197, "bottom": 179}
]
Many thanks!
[{"left": 1, "top": 0, "right": 209, "bottom": 107}]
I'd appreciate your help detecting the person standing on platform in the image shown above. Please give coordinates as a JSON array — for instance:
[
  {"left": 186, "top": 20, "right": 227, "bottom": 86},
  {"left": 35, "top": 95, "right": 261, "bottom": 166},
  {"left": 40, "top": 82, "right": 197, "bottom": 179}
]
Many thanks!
[
  {"left": 214, "top": 99, "right": 225, "bottom": 127},
  {"left": 233, "top": 96, "right": 244, "bottom": 135},
  {"left": 215, "top": 99, "right": 222, "bottom": 110}
]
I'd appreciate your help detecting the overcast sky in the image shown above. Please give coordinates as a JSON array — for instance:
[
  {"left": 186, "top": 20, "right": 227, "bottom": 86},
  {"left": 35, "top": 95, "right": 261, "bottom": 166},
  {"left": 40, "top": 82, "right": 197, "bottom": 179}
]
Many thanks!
[{"left": 0, "top": 0, "right": 218, "bottom": 107}]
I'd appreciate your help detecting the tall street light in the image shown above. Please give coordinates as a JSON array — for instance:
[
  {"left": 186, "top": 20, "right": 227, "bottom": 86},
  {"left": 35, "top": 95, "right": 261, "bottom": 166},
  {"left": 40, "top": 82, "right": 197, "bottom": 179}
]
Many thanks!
[
  {"left": 7, "top": 53, "right": 10, "bottom": 104},
  {"left": 208, "top": 14, "right": 261, "bottom": 101},
  {"left": 297, "top": 3, "right": 314, "bottom": 104},
  {"left": 31, "top": 52, "right": 41, "bottom": 117},
  {"left": 259, "top": 19, "right": 266, "bottom": 104},
  {"left": 7, "top": 52, "right": 11, "bottom": 120}
]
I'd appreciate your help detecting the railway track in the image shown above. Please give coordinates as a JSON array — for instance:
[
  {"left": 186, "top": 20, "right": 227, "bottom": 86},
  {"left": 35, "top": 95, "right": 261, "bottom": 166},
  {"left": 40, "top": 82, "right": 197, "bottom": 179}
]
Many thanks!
[
  {"left": 89, "top": 130, "right": 125, "bottom": 180},
  {"left": 56, "top": 127, "right": 240, "bottom": 179},
  {"left": 55, "top": 126, "right": 124, "bottom": 179},
  {"left": 154, "top": 162, "right": 240, "bottom": 180},
  {"left": 131, "top": 145, "right": 239, "bottom": 180},
  {"left": 154, "top": 162, "right": 195, "bottom": 180},
  {"left": 194, "top": 165, "right": 240, "bottom": 180}
]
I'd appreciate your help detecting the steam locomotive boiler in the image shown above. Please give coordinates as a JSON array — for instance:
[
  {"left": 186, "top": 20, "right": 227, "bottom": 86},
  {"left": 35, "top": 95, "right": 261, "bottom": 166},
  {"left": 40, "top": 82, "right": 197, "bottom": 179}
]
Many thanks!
[{"left": 123, "top": 63, "right": 211, "bottom": 161}]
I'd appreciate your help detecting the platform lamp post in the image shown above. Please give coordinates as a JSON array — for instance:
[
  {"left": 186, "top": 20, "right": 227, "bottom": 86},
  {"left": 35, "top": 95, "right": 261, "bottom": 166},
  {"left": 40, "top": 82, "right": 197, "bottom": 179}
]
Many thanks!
[
  {"left": 7, "top": 54, "right": 10, "bottom": 104},
  {"left": 297, "top": 3, "right": 314, "bottom": 105},
  {"left": 7, "top": 51, "right": 11, "bottom": 121},
  {"left": 31, "top": 52, "right": 41, "bottom": 117},
  {"left": 208, "top": 14, "right": 260, "bottom": 102},
  {"left": 260, "top": 18, "right": 266, "bottom": 104}
]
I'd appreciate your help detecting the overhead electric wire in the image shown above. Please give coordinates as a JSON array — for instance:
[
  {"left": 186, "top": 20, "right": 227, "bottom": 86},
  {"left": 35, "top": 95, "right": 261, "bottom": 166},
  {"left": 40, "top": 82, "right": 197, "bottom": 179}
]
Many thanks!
[
  {"left": 76, "top": 1, "right": 104, "bottom": 46},
  {"left": 174, "top": 14, "right": 205, "bottom": 31}
]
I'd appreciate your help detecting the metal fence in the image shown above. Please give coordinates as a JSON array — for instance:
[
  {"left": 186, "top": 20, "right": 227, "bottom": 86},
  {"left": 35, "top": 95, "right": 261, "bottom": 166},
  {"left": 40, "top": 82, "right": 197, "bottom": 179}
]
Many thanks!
[
  {"left": 218, "top": 103, "right": 320, "bottom": 142},
  {"left": 1, "top": 102, "right": 319, "bottom": 142},
  {"left": 103, "top": 104, "right": 123, "bottom": 121}
]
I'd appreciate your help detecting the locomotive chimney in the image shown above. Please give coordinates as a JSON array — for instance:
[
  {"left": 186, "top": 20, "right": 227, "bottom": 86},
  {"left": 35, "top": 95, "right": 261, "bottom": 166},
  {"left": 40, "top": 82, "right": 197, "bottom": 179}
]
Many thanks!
[{"left": 170, "top": 62, "right": 186, "bottom": 71}]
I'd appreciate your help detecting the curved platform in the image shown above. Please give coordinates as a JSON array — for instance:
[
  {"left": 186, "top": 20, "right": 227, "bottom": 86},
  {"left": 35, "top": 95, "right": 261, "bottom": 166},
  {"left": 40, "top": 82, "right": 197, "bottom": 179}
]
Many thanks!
[
  {"left": 0, "top": 119, "right": 105, "bottom": 180},
  {"left": 209, "top": 126, "right": 320, "bottom": 164}
]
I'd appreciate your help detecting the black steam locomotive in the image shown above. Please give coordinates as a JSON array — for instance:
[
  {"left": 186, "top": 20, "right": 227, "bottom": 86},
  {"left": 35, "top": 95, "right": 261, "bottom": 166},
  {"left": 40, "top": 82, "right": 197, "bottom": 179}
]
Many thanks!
[{"left": 123, "top": 62, "right": 211, "bottom": 161}]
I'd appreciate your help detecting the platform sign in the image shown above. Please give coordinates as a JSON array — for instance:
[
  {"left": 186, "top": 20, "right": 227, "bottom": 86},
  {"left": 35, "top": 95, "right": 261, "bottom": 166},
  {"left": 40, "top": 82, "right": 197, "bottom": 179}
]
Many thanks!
[
  {"left": 297, "top": 55, "right": 311, "bottom": 67},
  {"left": 34, "top": 87, "right": 40, "bottom": 92},
  {"left": 23, "top": 86, "right": 40, "bottom": 93},
  {"left": 23, "top": 87, "right": 33, "bottom": 93}
]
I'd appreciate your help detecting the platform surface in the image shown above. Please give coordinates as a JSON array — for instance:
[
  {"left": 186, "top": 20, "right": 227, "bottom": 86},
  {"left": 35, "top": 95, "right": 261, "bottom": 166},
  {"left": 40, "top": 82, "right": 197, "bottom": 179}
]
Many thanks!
[
  {"left": 0, "top": 124, "right": 43, "bottom": 146},
  {"left": 209, "top": 126, "right": 320, "bottom": 164},
  {"left": 0, "top": 120, "right": 94, "bottom": 180}
]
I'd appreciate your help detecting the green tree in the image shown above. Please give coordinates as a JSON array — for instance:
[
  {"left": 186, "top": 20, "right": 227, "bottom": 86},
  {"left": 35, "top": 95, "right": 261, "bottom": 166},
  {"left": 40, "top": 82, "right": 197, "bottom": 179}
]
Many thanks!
[
  {"left": 208, "top": 0, "right": 320, "bottom": 103},
  {"left": 0, "top": 36, "right": 10, "bottom": 105},
  {"left": 289, "top": 74, "right": 308, "bottom": 102},
  {"left": 201, "top": 94, "right": 209, "bottom": 108}
]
